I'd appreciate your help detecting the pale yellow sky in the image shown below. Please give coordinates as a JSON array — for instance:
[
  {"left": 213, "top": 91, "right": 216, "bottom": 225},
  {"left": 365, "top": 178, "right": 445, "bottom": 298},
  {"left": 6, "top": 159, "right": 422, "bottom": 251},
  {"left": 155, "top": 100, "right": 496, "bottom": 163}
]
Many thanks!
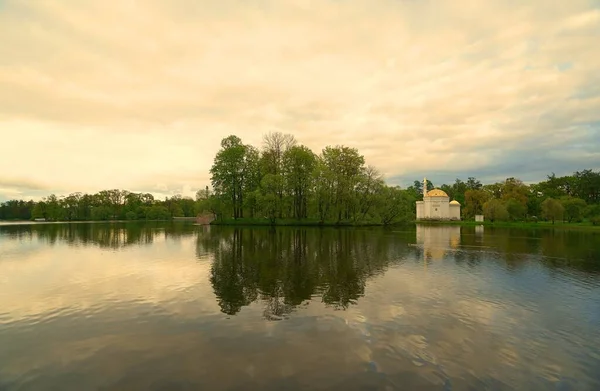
[{"left": 1, "top": 0, "right": 599, "bottom": 200}]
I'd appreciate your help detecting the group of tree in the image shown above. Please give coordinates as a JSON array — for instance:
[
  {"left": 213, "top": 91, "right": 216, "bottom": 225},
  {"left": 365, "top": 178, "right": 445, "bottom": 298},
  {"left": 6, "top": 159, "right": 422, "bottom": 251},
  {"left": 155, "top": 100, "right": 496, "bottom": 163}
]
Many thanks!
[
  {"left": 0, "top": 189, "right": 200, "bottom": 222},
  {"left": 199, "top": 132, "right": 600, "bottom": 225},
  {"left": 405, "top": 171, "right": 600, "bottom": 225},
  {"left": 200, "top": 133, "right": 415, "bottom": 225}
]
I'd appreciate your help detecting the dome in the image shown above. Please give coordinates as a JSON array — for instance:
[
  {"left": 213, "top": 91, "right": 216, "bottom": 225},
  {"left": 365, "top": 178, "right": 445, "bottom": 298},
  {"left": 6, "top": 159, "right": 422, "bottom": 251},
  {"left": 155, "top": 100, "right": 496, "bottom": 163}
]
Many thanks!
[
  {"left": 426, "top": 189, "right": 449, "bottom": 197},
  {"left": 450, "top": 200, "right": 461, "bottom": 205}
]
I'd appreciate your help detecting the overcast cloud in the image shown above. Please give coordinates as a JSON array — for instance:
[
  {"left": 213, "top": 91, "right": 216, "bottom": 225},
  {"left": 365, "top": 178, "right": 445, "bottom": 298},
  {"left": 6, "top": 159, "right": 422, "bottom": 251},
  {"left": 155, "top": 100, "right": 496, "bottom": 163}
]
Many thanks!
[{"left": 1, "top": 0, "right": 599, "bottom": 201}]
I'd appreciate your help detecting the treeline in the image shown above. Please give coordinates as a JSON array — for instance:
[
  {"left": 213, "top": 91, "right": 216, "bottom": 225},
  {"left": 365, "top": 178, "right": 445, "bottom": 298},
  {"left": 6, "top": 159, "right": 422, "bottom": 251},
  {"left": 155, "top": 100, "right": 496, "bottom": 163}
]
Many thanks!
[
  {"left": 413, "top": 171, "right": 600, "bottom": 224},
  {"left": 0, "top": 190, "right": 200, "bottom": 221},
  {"left": 200, "top": 132, "right": 600, "bottom": 225},
  {"left": 1, "top": 130, "right": 599, "bottom": 225},
  {"left": 201, "top": 133, "right": 415, "bottom": 225}
]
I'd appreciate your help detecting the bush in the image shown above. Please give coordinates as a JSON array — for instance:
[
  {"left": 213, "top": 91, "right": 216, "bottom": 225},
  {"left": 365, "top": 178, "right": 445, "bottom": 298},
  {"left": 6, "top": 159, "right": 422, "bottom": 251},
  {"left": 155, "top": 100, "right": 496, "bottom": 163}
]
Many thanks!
[{"left": 591, "top": 216, "right": 600, "bottom": 226}]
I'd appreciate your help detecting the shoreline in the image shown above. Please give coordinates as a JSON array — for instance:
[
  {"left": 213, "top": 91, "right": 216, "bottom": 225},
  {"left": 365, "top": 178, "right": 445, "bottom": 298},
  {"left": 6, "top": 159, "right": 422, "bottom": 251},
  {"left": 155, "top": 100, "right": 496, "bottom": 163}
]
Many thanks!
[
  {"left": 2, "top": 218, "right": 598, "bottom": 231},
  {"left": 414, "top": 220, "right": 600, "bottom": 230}
]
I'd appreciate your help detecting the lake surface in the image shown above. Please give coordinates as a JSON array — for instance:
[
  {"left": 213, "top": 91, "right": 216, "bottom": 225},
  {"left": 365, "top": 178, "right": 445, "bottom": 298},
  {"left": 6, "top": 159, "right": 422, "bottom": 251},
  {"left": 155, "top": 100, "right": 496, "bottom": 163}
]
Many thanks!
[{"left": 1, "top": 222, "right": 600, "bottom": 390}]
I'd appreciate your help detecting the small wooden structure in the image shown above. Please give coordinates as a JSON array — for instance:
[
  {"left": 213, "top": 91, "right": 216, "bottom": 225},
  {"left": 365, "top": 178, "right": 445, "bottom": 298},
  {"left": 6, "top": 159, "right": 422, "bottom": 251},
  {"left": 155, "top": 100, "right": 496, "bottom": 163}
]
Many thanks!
[{"left": 196, "top": 213, "right": 216, "bottom": 225}]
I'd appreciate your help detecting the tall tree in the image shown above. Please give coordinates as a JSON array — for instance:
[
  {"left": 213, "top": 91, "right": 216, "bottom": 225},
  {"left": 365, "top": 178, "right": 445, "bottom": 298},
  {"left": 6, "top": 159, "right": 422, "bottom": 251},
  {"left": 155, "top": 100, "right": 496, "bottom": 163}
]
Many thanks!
[
  {"left": 282, "top": 145, "right": 317, "bottom": 219},
  {"left": 320, "top": 145, "right": 365, "bottom": 222},
  {"left": 261, "top": 132, "right": 297, "bottom": 217},
  {"left": 464, "top": 189, "right": 490, "bottom": 218},
  {"left": 210, "top": 135, "right": 253, "bottom": 219}
]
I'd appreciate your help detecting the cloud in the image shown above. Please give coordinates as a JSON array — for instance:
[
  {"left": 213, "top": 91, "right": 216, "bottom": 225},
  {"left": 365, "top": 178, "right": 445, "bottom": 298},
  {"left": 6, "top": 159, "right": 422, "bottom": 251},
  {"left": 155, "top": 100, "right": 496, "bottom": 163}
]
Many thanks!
[{"left": 1, "top": 0, "right": 599, "bottom": 199}]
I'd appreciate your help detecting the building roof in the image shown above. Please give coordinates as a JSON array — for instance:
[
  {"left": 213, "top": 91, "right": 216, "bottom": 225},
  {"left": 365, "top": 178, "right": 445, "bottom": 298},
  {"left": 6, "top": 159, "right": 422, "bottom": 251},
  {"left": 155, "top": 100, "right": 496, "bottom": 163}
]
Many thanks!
[
  {"left": 426, "top": 189, "right": 449, "bottom": 197},
  {"left": 450, "top": 200, "right": 461, "bottom": 205}
]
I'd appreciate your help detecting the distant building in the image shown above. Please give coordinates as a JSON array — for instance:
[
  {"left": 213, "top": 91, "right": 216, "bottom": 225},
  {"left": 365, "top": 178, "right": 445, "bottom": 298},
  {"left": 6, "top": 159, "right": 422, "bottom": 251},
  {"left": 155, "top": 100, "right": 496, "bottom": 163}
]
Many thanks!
[{"left": 416, "top": 177, "right": 461, "bottom": 221}]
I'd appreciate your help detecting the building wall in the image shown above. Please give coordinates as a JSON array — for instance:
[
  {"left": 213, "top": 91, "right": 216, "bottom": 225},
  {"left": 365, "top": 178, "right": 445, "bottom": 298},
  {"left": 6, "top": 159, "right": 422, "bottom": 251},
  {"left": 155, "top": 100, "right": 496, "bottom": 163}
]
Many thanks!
[
  {"left": 423, "top": 196, "right": 450, "bottom": 219},
  {"left": 450, "top": 205, "right": 461, "bottom": 220},
  {"left": 416, "top": 201, "right": 424, "bottom": 219}
]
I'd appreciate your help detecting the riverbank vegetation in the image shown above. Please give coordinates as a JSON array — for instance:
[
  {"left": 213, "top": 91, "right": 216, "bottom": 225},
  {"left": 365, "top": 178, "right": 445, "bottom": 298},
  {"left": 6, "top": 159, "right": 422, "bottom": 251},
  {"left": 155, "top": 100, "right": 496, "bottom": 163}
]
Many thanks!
[{"left": 1, "top": 132, "right": 599, "bottom": 226}]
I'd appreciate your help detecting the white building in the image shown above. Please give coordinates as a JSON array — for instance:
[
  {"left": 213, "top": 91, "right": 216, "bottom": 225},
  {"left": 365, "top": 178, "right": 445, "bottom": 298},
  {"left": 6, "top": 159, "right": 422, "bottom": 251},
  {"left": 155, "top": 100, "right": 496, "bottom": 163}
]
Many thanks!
[{"left": 416, "top": 177, "right": 461, "bottom": 220}]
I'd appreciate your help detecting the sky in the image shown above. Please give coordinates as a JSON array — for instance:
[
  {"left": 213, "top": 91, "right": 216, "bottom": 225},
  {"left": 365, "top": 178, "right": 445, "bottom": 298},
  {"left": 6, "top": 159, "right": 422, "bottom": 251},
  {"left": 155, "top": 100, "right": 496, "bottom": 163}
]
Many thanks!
[{"left": 1, "top": 0, "right": 599, "bottom": 202}]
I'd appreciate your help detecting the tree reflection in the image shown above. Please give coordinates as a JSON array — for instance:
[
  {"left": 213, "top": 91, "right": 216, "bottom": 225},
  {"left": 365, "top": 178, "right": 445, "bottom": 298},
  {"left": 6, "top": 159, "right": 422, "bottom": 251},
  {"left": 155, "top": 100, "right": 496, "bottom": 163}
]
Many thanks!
[
  {"left": 201, "top": 227, "right": 409, "bottom": 318},
  {"left": 0, "top": 222, "right": 196, "bottom": 249}
]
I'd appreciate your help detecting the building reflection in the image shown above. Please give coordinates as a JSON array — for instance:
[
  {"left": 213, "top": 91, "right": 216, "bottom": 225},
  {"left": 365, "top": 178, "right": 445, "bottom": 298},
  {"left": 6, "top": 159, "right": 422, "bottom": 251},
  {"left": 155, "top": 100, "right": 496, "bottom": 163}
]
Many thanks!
[
  {"left": 475, "top": 225, "right": 484, "bottom": 237},
  {"left": 416, "top": 225, "right": 461, "bottom": 262}
]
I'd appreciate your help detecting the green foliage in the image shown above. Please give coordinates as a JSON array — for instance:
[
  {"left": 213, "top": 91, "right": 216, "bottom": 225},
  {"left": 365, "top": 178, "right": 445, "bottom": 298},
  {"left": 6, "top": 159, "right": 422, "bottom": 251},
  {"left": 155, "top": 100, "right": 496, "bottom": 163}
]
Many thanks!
[
  {"left": 463, "top": 189, "right": 490, "bottom": 219},
  {"left": 506, "top": 199, "right": 527, "bottom": 221},
  {"left": 541, "top": 198, "right": 564, "bottom": 224},
  {"left": 205, "top": 134, "right": 416, "bottom": 225},
  {"left": 483, "top": 199, "right": 509, "bottom": 222},
  {"left": 0, "top": 189, "right": 195, "bottom": 222},
  {"left": 584, "top": 204, "right": 600, "bottom": 218},
  {"left": 560, "top": 196, "right": 587, "bottom": 223}
]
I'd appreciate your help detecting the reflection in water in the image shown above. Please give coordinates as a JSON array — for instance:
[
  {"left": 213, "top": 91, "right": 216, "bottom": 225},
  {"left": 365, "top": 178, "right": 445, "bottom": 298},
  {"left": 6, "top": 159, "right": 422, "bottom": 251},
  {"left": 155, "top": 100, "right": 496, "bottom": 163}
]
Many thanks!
[
  {"left": 475, "top": 224, "right": 484, "bottom": 236},
  {"left": 416, "top": 225, "right": 461, "bottom": 261},
  {"left": 1, "top": 222, "right": 600, "bottom": 390},
  {"left": 202, "top": 227, "right": 408, "bottom": 318}
]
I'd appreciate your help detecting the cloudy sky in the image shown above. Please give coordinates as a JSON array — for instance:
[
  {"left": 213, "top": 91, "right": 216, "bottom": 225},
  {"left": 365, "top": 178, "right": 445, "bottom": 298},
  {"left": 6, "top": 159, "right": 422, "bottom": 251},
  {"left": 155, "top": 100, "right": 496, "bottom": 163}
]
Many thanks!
[{"left": 1, "top": 0, "right": 599, "bottom": 201}]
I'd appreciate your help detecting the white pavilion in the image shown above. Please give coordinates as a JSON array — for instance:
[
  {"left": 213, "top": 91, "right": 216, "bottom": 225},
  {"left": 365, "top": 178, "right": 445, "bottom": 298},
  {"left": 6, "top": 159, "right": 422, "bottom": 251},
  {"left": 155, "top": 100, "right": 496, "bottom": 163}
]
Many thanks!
[{"left": 416, "top": 177, "right": 461, "bottom": 221}]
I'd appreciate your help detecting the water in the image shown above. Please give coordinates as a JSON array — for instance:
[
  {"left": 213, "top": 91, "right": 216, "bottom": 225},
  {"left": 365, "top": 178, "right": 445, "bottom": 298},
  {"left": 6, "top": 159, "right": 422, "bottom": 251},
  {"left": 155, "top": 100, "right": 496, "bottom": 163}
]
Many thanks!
[{"left": 1, "top": 222, "right": 599, "bottom": 390}]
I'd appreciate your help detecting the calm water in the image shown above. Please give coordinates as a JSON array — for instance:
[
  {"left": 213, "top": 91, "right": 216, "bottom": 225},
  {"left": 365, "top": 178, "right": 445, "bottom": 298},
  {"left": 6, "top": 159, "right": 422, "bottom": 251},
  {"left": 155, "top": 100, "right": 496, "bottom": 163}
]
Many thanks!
[{"left": 1, "top": 222, "right": 600, "bottom": 391}]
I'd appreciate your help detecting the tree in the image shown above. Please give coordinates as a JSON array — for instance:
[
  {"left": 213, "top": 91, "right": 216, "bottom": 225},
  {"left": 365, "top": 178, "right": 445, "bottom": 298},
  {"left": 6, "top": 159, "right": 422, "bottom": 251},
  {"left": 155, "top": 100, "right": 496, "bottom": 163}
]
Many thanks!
[
  {"left": 210, "top": 135, "right": 254, "bottom": 219},
  {"left": 261, "top": 132, "right": 297, "bottom": 218},
  {"left": 483, "top": 183, "right": 503, "bottom": 199},
  {"left": 541, "top": 198, "right": 564, "bottom": 224},
  {"left": 320, "top": 145, "right": 365, "bottom": 222},
  {"left": 282, "top": 145, "right": 317, "bottom": 219},
  {"left": 412, "top": 179, "right": 434, "bottom": 198},
  {"left": 355, "top": 165, "right": 384, "bottom": 222},
  {"left": 195, "top": 186, "right": 211, "bottom": 201},
  {"left": 560, "top": 196, "right": 586, "bottom": 223},
  {"left": 451, "top": 178, "right": 467, "bottom": 205},
  {"left": 501, "top": 177, "right": 529, "bottom": 207},
  {"left": 259, "top": 174, "right": 281, "bottom": 224},
  {"left": 505, "top": 199, "right": 527, "bottom": 221},
  {"left": 463, "top": 189, "right": 490, "bottom": 219},
  {"left": 376, "top": 186, "right": 414, "bottom": 225},
  {"left": 466, "top": 177, "right": 482, "bottom": 190},
  {"left": 483, "top": 199, "right": 509, "bottom": 222},
  {"left": 572, "top": 169, "right": 600, "bottom": 204}
]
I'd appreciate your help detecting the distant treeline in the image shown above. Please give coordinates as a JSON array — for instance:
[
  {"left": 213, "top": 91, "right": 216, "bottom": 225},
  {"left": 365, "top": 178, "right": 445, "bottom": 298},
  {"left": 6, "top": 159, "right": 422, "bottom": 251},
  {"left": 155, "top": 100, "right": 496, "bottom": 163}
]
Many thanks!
[
  {"left": 200, "top": 132, "right": 600, "bottom": 225},
  {"left": 1, "top": 132, "right": 600, "bottom": 225},
  {"left": 0, "top": 191, "right": 199, "bottom": 222}
]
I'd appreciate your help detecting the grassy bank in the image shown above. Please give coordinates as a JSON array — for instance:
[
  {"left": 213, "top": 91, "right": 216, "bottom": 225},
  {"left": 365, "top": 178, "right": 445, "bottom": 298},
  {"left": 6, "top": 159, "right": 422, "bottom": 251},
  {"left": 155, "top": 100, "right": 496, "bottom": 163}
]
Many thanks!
[{"left": 416, "top": 220, "right": 600, "bottom": 230}]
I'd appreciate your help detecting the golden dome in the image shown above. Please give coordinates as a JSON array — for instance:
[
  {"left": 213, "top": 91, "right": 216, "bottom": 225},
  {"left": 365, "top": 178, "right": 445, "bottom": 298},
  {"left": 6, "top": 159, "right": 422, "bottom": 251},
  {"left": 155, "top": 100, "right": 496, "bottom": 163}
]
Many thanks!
[
  {"left": 426, "top": 189, "right": 449, "bottom": 197},
  {"left": 450, "top": 200, "right": 461, "bottom": 205}
]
